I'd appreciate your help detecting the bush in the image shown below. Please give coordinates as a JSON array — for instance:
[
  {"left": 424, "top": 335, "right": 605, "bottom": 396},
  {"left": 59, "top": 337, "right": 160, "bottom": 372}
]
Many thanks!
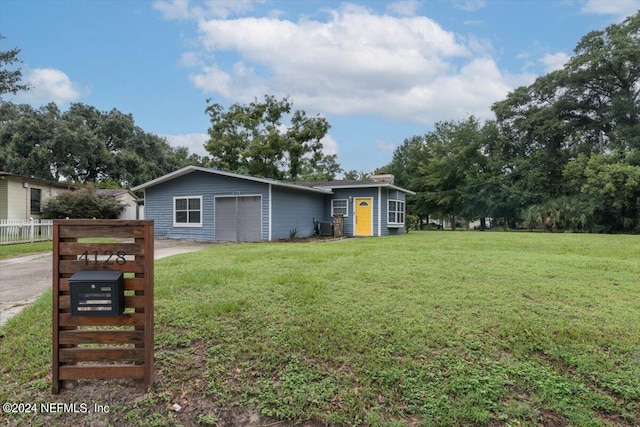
[
  {"left": 41, "top": 186, "right": 124, "bottom": 219},
  {"left": 405, "top": 215, "right": 419, "bottom": 232}
]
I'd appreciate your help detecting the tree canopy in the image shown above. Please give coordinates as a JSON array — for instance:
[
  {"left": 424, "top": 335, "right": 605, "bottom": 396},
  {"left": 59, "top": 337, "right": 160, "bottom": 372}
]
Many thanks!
[
  {"left": 205, "top": 95, "right": 340, "bottom": 181},
  {"left": 0, "top": 102, "right": 203, "bottom": 187}
]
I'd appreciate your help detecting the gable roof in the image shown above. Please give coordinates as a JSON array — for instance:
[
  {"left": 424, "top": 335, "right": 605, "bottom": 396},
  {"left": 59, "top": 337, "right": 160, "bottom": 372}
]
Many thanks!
[
  {"left": 131, "top": 166, "right": 416, "bottom": 195},
  {"left": 96, "top": 189, "right": 137, "bottom": 198},
  {"left": 130, "top": 166, "right": 333, "bottom": 194},
  {"left": 0, "top": 171, "right": 80, "bottom": 190}
]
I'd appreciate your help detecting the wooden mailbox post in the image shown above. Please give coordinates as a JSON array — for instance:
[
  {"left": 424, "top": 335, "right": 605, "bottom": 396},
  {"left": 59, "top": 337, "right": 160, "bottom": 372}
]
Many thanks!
[{"left": 52, "top": 219, "right": 154, "bottom": 394}]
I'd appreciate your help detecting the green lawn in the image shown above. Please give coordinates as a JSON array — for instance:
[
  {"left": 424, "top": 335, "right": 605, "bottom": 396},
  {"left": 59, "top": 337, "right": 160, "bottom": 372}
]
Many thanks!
[
  {"left": 1, "top": 232, "right": 639, "bottom": 426},
  {"left": 0, "top": 241, "right": 52, "bottom": 259}
]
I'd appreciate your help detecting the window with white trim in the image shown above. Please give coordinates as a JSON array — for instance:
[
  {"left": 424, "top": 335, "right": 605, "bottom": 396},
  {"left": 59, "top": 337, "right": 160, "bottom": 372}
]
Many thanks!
[
  {"left": 174, "top": 196, "right": 202, "bottom": 227},
  {"left": 388, "top": 199, "right": 405, "bottom": 225},
  {"left": 331, "top": 199, "right": 348, "bottom": 216}
]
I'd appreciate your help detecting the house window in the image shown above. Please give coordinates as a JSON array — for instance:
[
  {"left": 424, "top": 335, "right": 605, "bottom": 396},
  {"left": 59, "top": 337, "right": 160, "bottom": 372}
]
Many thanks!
[
  {"left": 30, "top": 188, "right": 42, "bottom": 214},
  {"left": 174, "top": 196, "right": 202, "bottom": 227},
  {"left": 388, "top": 199, "right": 405, "bottom": 225},
  {"left": 331, "top": 199, "right": 348, "bottom": 216}
]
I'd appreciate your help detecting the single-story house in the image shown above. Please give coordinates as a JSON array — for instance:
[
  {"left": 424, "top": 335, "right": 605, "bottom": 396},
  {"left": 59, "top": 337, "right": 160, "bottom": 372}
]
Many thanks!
[
  {"left": 0, "top": 172, "right": 142, "bottom": 220},
  {"left": 0, "top": 172, "right": 79, "bottom": 219},
  {"left": 131, "top": 166, "right": 415, "bottom": 242}
]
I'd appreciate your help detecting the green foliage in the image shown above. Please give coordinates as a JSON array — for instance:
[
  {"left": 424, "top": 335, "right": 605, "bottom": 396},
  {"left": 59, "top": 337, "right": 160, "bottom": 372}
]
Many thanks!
[
  {"left": 522, "top": 196, "right": 590, "bottom": 232},
  {"left": 343, "top": 169, "right": 371, "bottom": 180},
  {"left": 0, "top": 35, "right": 30, "bottom": 98},
  {"left": 492, "top": 13, "right": 640, "bottom": 232},
  {"left": 40, "top": 186, "right": 124, "bottom": 219},
  {"left": 405, "top": 214, "right": 418, "bottom": 231},
  {"left": 0, "top": 101, "right": 204, "bottom": 186},
  {"left": 405, "top": 117, "right": 492, "bottom": 229},
  {"left": 556, "top": 153, "right": 640, "bottom": 232},
  {"left": 205, "top": 95, "right": 338, "bottom": 181}
]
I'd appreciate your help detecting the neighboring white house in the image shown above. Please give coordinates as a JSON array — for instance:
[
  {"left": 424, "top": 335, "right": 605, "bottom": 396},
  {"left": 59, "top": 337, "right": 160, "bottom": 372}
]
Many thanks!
[
  {"left": 0, "top": 172, "right": 140, "bottom": 220},
  {"left": 0, "top": 172, "right": 79, "bottom": 220},
  {"left": 96, "top": 189, "right": 140, "bottom": 220}
]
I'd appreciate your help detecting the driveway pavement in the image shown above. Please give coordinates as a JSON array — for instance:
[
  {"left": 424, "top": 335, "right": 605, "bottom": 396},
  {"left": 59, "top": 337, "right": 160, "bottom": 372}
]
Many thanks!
[{"left": 0, "top": 239, "right": 212, "bottom": 327}]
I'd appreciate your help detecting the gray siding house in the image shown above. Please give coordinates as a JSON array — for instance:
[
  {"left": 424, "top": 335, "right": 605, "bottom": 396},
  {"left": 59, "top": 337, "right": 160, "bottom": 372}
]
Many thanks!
[{"left": 131, "top": 166, "right": 414, "bottom": 242}]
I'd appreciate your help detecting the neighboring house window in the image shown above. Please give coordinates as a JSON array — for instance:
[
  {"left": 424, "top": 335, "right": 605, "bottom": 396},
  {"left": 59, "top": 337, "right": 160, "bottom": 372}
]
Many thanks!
[
  {"left": 331, "top": 199, "right": 348, "bottom": 216},
  {"left": 388, "top": 199, "right": 405, "bottom": 225},
  {"left": 174, "top": 196, "right": 202, "bottom": 227},
  {"left": 30, "top": 188, "right": 42, "bottom": 214}
]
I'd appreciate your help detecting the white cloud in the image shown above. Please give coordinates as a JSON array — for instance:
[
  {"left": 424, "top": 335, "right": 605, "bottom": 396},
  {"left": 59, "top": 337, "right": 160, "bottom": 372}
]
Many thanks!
[
  {"left": 153, "top": 0, "right": 191, "bottom": 20},
  {"left": 321, "top": 134, "right": 339, "bottom": 156},
  {"left": 539, "top": 52, "right": 571, "bottom": 72},
  {"left": 19, "top": 68, "right": 83, "bottom": 104},
  {"left": 453, "top": 0, "right": 487, "bottom": 12},
  {"left": 387, "top": 1, "right": 419, "bottom": 17},
  {"left": 378, "top": 58, "right": 526, "bottom": 123},
  {"left": 580, "top": 0, "right": 639, "bottom": 18},
  {"left": 180, "top": 51, "right": 204, "bottom": 67},
  {"left": 376, "top": 140, "right": 397, "bottom": 151},
  {"left": 153, "top": 0, "right": 262, "bottom": 20},
  {"left": 162, "top": 133, "right": 209, "bottom": 156},
  {"left": 189, "top": 62, "right": 267, "bottom": 100},
  {"left": 181, "top": 3, "right": 535, "bottom": 124}
]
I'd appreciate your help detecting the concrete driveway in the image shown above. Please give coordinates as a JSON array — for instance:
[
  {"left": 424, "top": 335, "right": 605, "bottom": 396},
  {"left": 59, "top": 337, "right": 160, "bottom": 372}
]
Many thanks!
[{"left": 0, "top": 239, "right": 212, "bottom": 327}]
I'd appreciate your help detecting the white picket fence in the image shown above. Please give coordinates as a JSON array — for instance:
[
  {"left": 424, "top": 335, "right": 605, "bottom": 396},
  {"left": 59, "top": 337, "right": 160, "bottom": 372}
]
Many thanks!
[{"left": 0, "top": 219, "right": 54, "bottom": 245}]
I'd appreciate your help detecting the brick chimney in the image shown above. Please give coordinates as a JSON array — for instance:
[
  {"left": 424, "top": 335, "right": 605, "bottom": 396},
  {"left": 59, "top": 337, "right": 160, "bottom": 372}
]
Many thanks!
[{"left": 371, "top": 174, "right": 394, "bottom": 184}]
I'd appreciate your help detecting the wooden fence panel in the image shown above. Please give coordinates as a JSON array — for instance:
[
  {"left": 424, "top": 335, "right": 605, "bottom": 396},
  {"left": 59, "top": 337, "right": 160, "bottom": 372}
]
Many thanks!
[{"left": 52, "top": 219, "right": 154, "bottom": 394}]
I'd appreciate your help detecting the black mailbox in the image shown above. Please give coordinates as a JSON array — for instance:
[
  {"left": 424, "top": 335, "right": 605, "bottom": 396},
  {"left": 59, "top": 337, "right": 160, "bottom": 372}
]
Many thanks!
[{"left": 69, "top": 271, "right": 124, "bottom": 316}]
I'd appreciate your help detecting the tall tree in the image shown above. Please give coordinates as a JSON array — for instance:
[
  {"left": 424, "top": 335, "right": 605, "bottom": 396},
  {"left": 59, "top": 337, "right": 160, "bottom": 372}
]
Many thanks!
[
  {"left": 0, "top": 36, "right": 30, "bottom": 98},
  {"left": 559, "top": 12, "right": 640, "bottom": 154},
  {"left": 491, "top": 12, "right": 640, "bottom": 231},
  {"left": 297, "top": 154, "right": 342, "bottom": 181},
  {"left": 377, "top": 135, "right": 432, "bottom": 224},
  {"left": 494, "top": 13, "right": 640, "bottom": 158},
  {"left": 204, "top": 95, "right": 336, "bottom": 181},
  {"left": 0, "top": 102, "right": 60, "bottom": 180},
  {"left": 412, "top": 117, "right": 486, "bottom": 229}
]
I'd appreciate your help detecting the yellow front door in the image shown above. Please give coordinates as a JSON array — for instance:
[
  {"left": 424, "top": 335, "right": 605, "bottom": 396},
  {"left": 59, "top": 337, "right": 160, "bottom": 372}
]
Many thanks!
[{"left": 354, "top": 198, "right": 373, "bottom": 236}]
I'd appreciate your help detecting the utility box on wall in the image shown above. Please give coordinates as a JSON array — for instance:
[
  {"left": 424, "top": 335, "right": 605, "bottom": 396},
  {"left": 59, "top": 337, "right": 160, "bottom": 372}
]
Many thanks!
[{"left": 70, "top": 271, "right": 124, "bottom": 316}]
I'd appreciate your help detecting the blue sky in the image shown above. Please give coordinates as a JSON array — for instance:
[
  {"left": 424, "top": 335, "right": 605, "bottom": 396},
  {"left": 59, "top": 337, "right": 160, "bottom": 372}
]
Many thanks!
[{"left": 1, "top": 0, "right": 638, "bottom": 176}]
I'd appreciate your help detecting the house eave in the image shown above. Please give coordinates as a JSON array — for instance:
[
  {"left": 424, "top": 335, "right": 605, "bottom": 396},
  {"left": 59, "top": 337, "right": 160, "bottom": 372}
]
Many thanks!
[
  {"left": 312, "top": 182, "right": 416, "bottom": 195},
  {"left": 131, "top": 166, "right": 333, "bottom": 194},
  {"left": 0, "top": 171, "right": 80, "bottom": 190}
]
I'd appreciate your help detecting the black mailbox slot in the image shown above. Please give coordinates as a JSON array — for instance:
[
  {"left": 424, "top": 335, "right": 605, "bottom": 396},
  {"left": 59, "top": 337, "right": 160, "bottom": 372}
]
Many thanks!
[{"left": 70, "top": 271, "right": 124, "bottom": 316}]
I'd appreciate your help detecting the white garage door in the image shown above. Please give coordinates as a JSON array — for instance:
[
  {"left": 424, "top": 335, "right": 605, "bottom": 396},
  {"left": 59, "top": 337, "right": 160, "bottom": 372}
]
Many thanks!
[{"left": 215, "top": 196, "right": 262, "bottom": 242}]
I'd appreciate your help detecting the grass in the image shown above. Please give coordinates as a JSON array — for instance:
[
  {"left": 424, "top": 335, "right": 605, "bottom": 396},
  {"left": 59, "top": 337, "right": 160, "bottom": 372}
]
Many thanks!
[
  {"left": 0, "top": 241, "right": 52, "bottom": 259},
  {"left": 1, "top": 232, "right": 639, "bottom": 426}
]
